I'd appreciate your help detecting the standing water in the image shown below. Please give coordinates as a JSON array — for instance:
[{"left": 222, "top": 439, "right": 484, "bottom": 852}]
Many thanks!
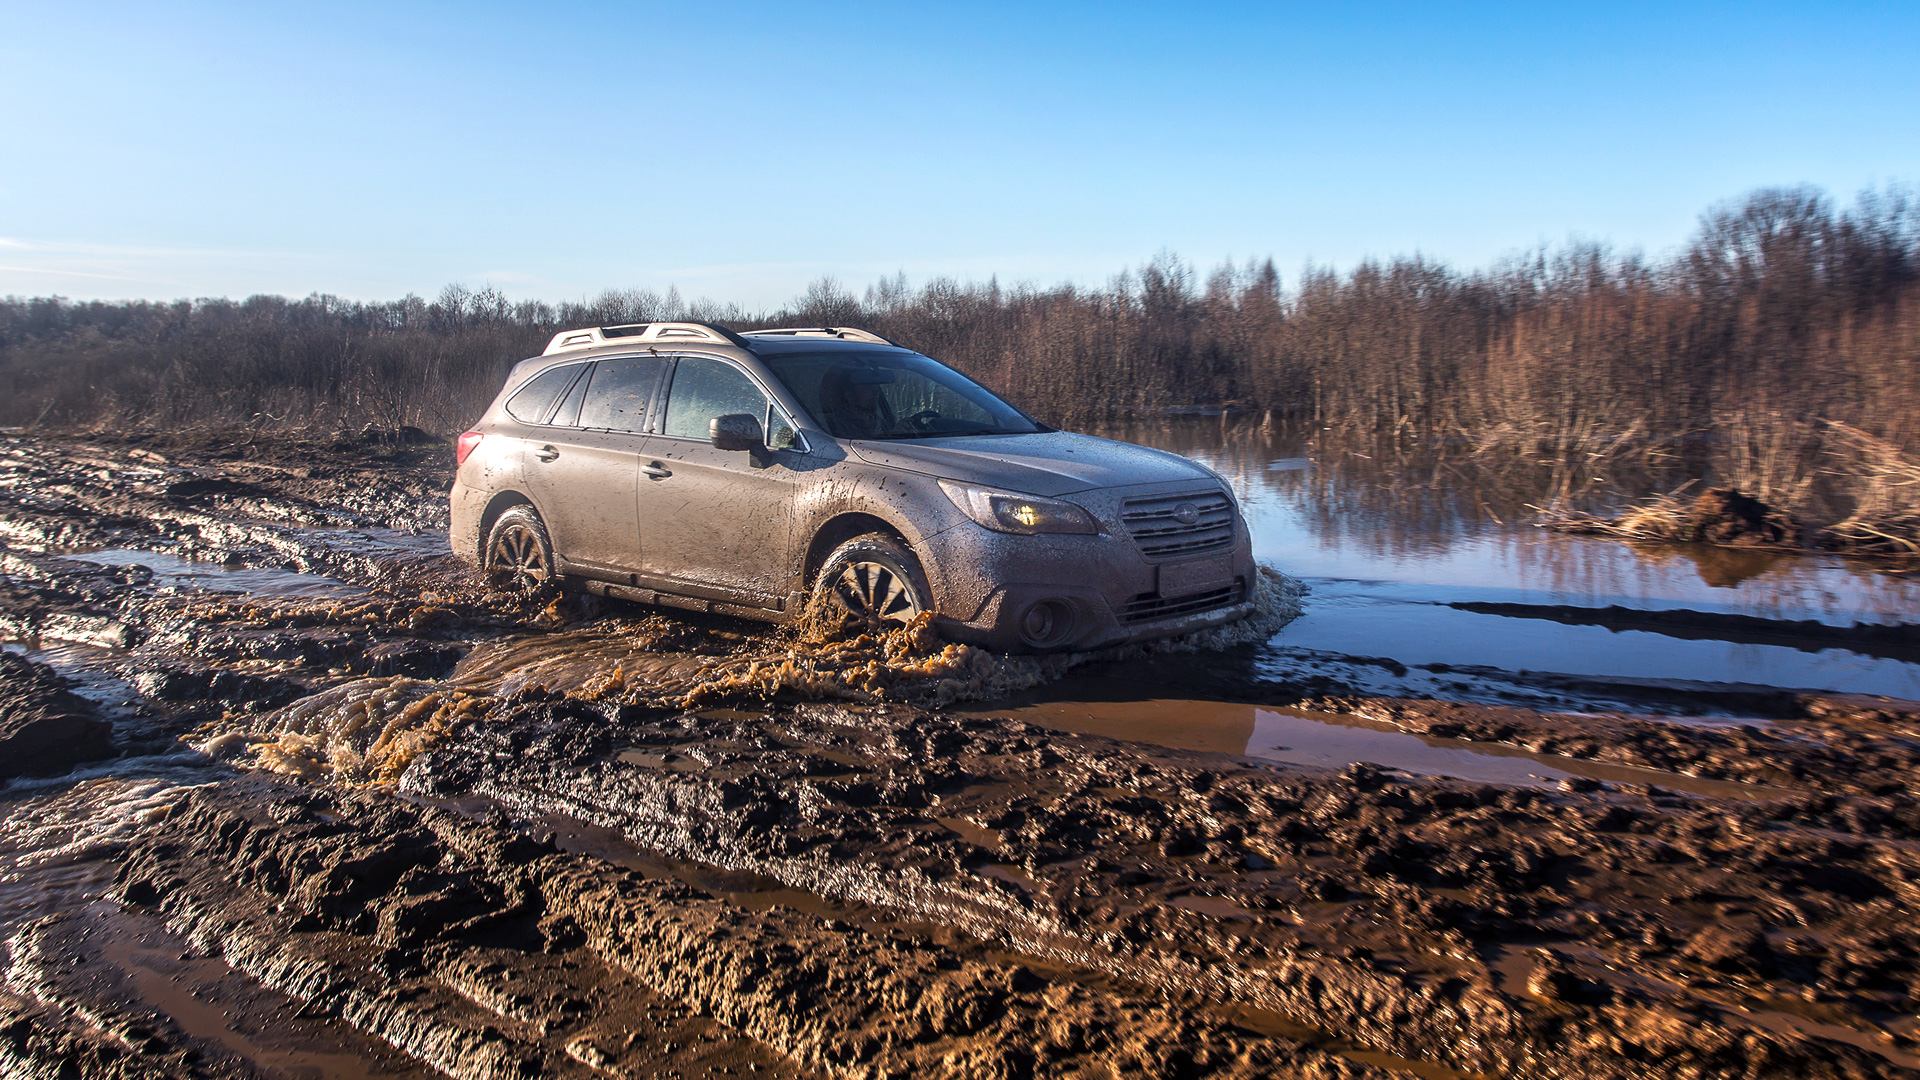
[{"left": 1111, "top": 419, "right": 1920, "bottom": 704}]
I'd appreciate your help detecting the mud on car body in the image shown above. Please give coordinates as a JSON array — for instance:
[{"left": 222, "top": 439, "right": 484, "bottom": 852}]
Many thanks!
[{"left": 449, "top": 322, "right": 1256, "bottom": 652}]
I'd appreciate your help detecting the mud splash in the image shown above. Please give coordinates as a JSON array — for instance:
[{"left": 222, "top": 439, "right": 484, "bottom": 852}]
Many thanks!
[
  {"left": 197, "top": 566, "right": 1303, "bottom": 783},
  {"left": 635, "top": 564, "right": 1298, "bottom": 708},
  {"left": 196, "top": 679, "right": 494, "bottom": 783}
]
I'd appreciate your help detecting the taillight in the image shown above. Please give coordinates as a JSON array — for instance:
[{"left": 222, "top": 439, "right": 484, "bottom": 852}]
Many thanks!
[{"left": 455, "top": 431, "right": 484, "bottom": 465}]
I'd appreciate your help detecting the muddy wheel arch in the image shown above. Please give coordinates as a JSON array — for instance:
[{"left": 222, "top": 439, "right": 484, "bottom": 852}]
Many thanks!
[{"left": 802, "top": 512, "right": 905, "bottom": 589}]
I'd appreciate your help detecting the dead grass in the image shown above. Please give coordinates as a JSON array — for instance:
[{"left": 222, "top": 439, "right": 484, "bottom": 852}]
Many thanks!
[
  {"left": 1815, "top": 422, "right": 1920, "bottom": 556},
  {"left": 1536, "top": 420, "right": 1920, "bottom": 560}
]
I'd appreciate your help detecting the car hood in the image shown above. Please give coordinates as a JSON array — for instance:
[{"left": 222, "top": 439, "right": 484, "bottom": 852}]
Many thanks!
[{"left": 847, "top": 431, "right": 1216, "bottom": 497}]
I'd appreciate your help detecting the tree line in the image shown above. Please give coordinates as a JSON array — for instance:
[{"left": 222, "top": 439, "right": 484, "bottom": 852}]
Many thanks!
[{"left": 3, "top": 185, "right": 1915, "bottom": 457}]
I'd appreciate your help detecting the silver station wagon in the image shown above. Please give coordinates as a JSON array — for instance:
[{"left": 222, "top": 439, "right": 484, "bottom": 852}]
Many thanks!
[{"left": 449, "top": 322, "right": 1256, "bottom": 652}]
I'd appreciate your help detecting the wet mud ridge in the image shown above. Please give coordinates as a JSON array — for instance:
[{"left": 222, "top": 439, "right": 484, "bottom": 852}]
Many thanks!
[
  {"left": 1448, "top": 601, "right": 1920, "bottom": 664},
  {"left": 5, "top": 430, "right": 1920, "bottom": 1079}
]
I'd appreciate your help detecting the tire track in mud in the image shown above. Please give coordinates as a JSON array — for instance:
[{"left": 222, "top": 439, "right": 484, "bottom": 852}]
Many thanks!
[
  {"left": 115, "top": 780, "right": 1383, "bottom": 1080},
  {"left": 401, "top": 699, "right": 1920, "bottom": 1080}
]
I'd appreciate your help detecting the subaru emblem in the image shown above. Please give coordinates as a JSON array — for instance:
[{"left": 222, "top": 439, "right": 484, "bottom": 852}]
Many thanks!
[{"left": 1173, "top": 502, "right": 1201, "bottom": 525}]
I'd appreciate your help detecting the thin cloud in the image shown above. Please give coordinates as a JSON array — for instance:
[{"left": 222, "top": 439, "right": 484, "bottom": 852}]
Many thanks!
[
  {"left": 0, "top": 237, "right": 301, "bottom": 260},
  {"left": 0, "top": 264, "right": 140, "bottom": 281}
]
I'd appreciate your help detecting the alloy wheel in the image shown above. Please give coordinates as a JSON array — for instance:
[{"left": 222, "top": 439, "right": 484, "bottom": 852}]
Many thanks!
[
  {"left": 832, "top": 560, "right": 922, "bottom": 627},
  {"left": 488, "top": 524, "right": 551, "bottom": 593}
]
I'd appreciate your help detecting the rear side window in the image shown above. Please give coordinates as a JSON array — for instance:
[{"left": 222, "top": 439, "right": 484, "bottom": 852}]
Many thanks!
[
  {"left": 662, "top": 358, "right": 770, "bottom": 440},
  {"left": 578, "top": 356, "right": 667, "bottom": 433},
  {"left": 551, "top": 363, "right": 592, "bottom": 426},
  {"left": 502, "top": 365, "right": 581, "bottom": 424}
]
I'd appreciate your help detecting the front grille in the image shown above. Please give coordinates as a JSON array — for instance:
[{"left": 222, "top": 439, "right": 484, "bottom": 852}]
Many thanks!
[
  {"left": 1121, "top": 578, "right": 1245, "bottom": 624},
  {"left": 1121, "top": 490, "right": 1235, "bottom": 561}
]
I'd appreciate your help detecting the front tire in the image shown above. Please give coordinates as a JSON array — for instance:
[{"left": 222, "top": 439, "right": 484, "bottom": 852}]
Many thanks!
[
  {"left": 484, "top": 505, "right": 556, "bottom": 596},
  {"left": 812, "top": 533, "right": 931, "bottom": 633}
]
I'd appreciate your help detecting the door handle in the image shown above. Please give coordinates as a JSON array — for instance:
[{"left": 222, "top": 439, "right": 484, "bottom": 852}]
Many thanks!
[
  {"left": 534, "top": 445, "right": 559, "bottom": 462},
  {"left": 641, "top": 462, "right": 672, "bottom": 480}
]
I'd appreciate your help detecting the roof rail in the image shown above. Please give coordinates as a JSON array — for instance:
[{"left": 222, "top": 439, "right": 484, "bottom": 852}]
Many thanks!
[
  {"left": 540, "top": 321, "right": 750, "bottom": 355},
  {"left": 739, "top": 326, "right": 899, "bottom": 346}
]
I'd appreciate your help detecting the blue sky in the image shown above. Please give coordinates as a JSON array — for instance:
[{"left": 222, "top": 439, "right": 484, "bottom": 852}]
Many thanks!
[{"left": 1, "top": 0, "right": 1915, "bottom": 308}]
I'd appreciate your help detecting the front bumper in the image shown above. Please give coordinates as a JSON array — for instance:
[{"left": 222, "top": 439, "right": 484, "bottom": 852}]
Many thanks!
[
  {"left": 915, "top": 480, "right": 1258, "bottom": 653},
  {"left": 937, "top": 581, "right": 1257, "bottom": 653}
]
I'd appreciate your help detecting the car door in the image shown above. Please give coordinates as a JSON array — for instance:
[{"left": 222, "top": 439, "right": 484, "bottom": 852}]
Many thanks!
[
  {"left": 636, "top": 355, "right": 800, "bottom": 609},
  {"left": 521, "top": 355, "right": 666, "bottom": 575}
]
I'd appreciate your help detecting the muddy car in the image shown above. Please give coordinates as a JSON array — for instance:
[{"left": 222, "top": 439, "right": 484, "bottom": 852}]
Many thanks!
[{"left": 449, "top": 322, "right": 1255, "bottom": 651}]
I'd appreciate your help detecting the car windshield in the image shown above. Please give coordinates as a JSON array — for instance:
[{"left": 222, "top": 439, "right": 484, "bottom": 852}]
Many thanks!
[{"left": 761, "top": 351, "right": 1047, "bottom": 440}]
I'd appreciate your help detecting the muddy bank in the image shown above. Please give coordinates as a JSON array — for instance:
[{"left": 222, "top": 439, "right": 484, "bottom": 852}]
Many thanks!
[
  {"left": 5, "top": 429, "right": 1920, "bottom": 1079},
  {"left": 1447, "top": 601, "right": 1920, "bottom": 664},
  {"left": 0, "top": 651, "right": 112, "bottom": 778},
  {"left": 1542, "top": 485, "right": 1920, "bottom": 562},
  {"left": 0, "top": 432, "right": 456, "bottom": 591},
  {"left": 1305, "top": 693, "right": 1920, "bottom": 800}
]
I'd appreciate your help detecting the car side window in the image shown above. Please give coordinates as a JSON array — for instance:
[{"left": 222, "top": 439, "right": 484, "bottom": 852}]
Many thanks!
[
  {"left": 502, "top": 365, "right": 581, "bottom": 424},
  {"left": 662, "top": 358, "right": 770, "bottom": 441},
  {"left": 551, "top": 362, "right": 592, "bottom": 426},
  {"left": 578, "top": 357, "right": 667, "bottom": 433},
  {"left": 765, "top": 404, "right": 804, "bottom": 451}
]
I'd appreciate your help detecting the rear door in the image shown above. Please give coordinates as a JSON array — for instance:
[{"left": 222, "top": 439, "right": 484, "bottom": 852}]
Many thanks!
[
  {"left": 636, "top": 355, "right": 801, "bottom": 608},
  {"left": 522, "top": 356, "right": 666, "bottom": 575}
]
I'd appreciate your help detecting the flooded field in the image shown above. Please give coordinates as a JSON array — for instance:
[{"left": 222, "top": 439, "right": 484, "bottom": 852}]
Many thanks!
[
  {"left": 4, "top": 427, "right": 1920, "bottom": 1080},
  {"left": 1139, "top": 421, "right": 1920, "bottom": 707}
]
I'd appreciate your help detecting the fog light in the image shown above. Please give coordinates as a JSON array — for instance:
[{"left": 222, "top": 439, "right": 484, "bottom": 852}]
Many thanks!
[{"left": 1019, "top": 598, "right": 1076, "bottom": 647}]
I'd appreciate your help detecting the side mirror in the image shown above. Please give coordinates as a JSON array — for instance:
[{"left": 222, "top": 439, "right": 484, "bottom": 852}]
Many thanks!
[{"left": 710, "top": 413, "right": 765, "bottom": 452}]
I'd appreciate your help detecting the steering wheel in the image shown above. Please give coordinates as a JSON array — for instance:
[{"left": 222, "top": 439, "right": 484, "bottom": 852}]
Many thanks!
[{"left": 904, "top": 409, "right": 942, "bottom": 430}]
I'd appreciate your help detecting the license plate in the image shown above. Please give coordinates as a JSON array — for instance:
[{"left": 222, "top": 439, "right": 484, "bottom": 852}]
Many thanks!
[{"left": 1158, "top": 556, "right": 1234, "bottom": 597}]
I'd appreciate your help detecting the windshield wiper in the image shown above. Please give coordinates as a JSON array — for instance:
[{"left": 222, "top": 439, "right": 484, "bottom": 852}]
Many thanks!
[{"left": 860, "top": 427, "right": 1036, "bottom": 440}]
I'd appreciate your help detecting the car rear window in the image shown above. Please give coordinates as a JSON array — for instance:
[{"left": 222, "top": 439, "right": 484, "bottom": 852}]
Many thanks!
[{"left": 502, "top": 365, "right": 581, "bottom": 424}]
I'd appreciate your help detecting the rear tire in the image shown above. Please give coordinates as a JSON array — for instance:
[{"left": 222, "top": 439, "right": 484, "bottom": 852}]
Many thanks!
[
  {"left": 484, "top": 506, "right": 556, "bottom": 596},
  {"left": 812, "top": 533, "right": 930, "bottom": 633}
]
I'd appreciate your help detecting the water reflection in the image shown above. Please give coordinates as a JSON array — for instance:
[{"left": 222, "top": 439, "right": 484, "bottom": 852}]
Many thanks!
[
  {"left": 72, "top": 548, "right": 364, "bottom": 600},
  {"left": 965, "top": 681, "right": 1775, "bottom": 797},
  {"left": 1094, "top": 419, "right": 1920, "bottom": 701}
]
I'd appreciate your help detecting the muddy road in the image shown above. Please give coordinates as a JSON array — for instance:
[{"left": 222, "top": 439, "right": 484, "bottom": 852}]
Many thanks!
[{"left": 5, "top": 430, "right": 1920, "bottom": 1079}]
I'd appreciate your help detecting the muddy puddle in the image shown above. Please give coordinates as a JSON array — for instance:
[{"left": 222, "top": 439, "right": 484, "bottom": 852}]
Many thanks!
[
  {"left": 961, "top": 677, "right": 1786, "bottom": 798},
  {"left": 0, "top": 772, "right": 218, "bottom": 948},
  {"left": 70, "top": 547, "right": 368, "bottom": 599},
  {"left": 1, "top": 641, "right": 143, "bottom": 713}
]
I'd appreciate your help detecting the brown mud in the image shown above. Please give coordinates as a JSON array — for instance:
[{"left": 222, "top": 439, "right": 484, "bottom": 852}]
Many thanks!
[
  {"left": 4, "top": 429, "right": 1920, "bottom": 1079},
  {"left": 1, "top": 650, "right": 114, "bottom": 778}
]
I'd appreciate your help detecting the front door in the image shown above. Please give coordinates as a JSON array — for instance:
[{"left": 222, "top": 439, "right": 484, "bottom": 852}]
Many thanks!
[
  {"left": 637, "top": 355, "right": 799, "bottom": 609},
  {"left": 522, "top": 356, "right": 666, "bottom": 574}
]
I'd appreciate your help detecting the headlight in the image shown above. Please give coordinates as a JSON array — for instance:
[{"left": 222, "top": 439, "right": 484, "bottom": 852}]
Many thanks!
[{"left": 938, "top": 481, "right": 1099, "bottom": 535}]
